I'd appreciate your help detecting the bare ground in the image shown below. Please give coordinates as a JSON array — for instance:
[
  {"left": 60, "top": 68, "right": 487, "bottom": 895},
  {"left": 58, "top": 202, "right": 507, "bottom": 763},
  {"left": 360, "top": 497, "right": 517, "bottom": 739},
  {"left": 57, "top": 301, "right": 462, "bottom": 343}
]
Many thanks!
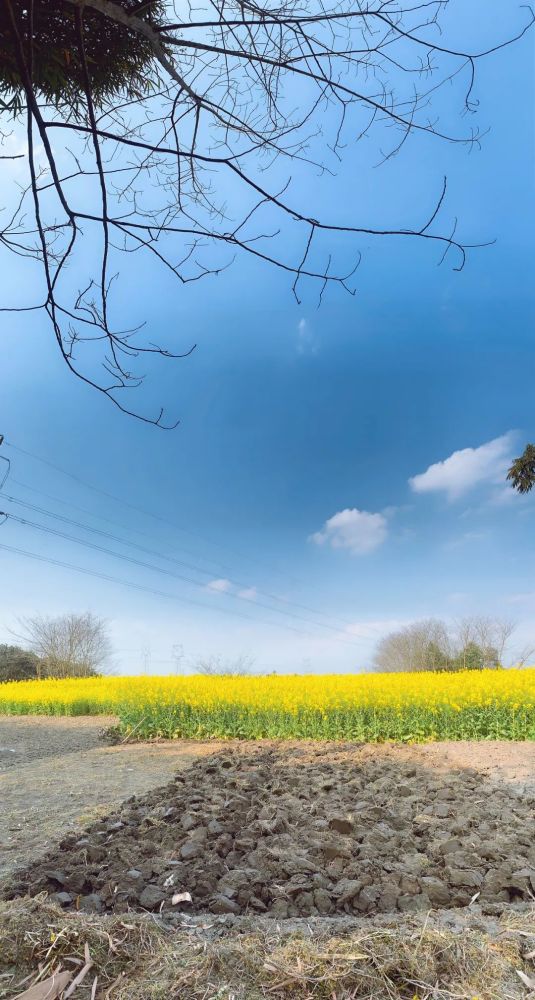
[
  {"left": 2, "top": 717, "right": 535, "bottom": 999},
  {"left": 2, "top": 717, "right": 535, "bottom": 920},
  {"left": 1, "top": 716, "right": 534, "bottom": 887},
  {"left": 0, "top": 716, "right": 223, "bottom": 880}
]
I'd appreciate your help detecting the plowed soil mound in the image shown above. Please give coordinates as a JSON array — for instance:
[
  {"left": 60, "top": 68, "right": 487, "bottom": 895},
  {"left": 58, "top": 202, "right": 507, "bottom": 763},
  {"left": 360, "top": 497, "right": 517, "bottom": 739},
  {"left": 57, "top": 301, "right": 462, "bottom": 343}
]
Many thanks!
[{"left": 5, "top": 744, "right": 535, "bottom": 919}]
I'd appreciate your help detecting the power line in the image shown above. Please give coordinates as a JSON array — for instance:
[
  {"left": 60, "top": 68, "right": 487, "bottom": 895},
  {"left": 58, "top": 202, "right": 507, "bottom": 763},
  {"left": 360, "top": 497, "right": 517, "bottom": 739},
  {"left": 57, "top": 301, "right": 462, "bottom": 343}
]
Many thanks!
[
  {"left": 0, "top": 542, "right": 313, "bottom": 637},
  {"left": 2, "top": 438, "right": 388, "bottom": 643},
  {"left": 0, "top": 511, "right": 364, "bottom": 647},
  {"left": 9, "top": 476, "right": 238, "bottom": 578},
  {"left": 2, "top": 485, "right": 370, "bottom": 632},
  {"left": 3, "top": 440, "right": 301, "bottom": 584},
  {"left": 2, "top": 491, "right": 216, "bottom": 583}
]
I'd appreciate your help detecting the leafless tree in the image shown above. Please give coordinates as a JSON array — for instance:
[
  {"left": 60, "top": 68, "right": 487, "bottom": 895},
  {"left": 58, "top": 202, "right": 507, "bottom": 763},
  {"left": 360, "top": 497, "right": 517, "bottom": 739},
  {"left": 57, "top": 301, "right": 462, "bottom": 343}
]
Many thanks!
[
  {"left": 374, "top": 614, "right": 529, "bottom": 672},
  {"left": 512, "top": 644, "right": 535, "bottom": 669},
  {"left": 195, "top": 652, "right": 255, "bottom": 676},
  {"left": 373, "top": 618, "right": 453, "bottom": 673},
  {"left": 453, "top": 615, "right": 514, "bottom": 669},
  {"left": 16, "top": 611, "right": 112, "bottom": 677},
  {"left": 1, "top": 1, "right": 531, "bottom": 424}
]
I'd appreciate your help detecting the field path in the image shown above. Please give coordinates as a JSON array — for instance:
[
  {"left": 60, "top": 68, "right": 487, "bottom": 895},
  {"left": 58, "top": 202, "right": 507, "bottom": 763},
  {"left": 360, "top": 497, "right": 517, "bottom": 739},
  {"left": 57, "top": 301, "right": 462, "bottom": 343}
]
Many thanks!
[{"left": 0, "top": 716, "right": 222, "bottom": 881}]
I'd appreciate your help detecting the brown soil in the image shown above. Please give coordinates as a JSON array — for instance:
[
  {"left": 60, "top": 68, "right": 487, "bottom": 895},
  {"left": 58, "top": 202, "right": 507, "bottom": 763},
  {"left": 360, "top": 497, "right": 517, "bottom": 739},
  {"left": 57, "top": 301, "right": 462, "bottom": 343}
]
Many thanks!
[
  {"left": 4, "top": 738, "right": 535, "bottom": 922},
  {"left": 0, "top": 715, "right": 223, "bottom": 881}
]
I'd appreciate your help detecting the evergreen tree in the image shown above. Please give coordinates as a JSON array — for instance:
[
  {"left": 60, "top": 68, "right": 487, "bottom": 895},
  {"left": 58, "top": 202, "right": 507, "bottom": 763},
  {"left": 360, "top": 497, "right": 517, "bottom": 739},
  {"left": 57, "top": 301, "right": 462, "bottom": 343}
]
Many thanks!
[{"left": 507, "top": 444, "right": 535, "bottom": 494}]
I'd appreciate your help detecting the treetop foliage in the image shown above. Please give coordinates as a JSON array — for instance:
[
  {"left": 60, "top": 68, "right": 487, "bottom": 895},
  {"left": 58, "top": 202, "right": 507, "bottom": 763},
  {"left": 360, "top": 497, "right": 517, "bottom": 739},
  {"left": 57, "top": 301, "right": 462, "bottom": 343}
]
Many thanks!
[
  {"left": 507, "top": 444, "right": 535, "bottom": 495},
  {"left": 0, "top": 0, "right": 165, "bottom": 110},
  {"left": 0, "top": 643, "right": 42, "bottom": 681}
]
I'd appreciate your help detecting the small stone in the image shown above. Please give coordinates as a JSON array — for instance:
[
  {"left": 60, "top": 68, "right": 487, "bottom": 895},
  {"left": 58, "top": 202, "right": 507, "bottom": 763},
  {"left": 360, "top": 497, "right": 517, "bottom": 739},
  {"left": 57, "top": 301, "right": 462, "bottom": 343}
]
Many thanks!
[
  {"left": 181, "top": 814, "right": 198, "bottom": 832},
  {"left": 180, "top": 841, "right": 202, "bottom": 861},
  {"left": 323, "top": 843, "right": 350, "bottom": 860},
  {"left": 448, "top": 851, "right": 482, "bottom": 870},
  {"left": 207, "top": 819, "right": 224, "bottom": 835},
  {"left": 86, "top": 845, "right": 106, "bottom": 863},
  {"left": 446, "top": 869, "right": 483, "bottom": 888},
  {"left": 377, "top": 886, "right": 400, "bottom": 912},
  {"left": 295, "top": 891, "right": 315, "bottom": 912},
  {"left": 139, "top": 885, "right": 166, "bottom": 910},
  {"left": 334, "top": 879, "right": 362, "bottom": 903},
  {"left": 329, "top": 817, "right": 353, "bottom": 835},
  {"left": 436, "top": 787, "right": 456, "bottom": 801},
  {"left": 189, "top": 826, "right": 208, "bottom": 843},
  {"left": 421, "top": 876, "right": 451, "bottom": 906},
  {"left": 211, "top": 894, "right": 241, "bottom": 914},
  {"left": 52, "top": 892, "right": 73, "bottom": 907},
  {"left": 399, "top": 875, "right": 420, "bottom": 895},
  {"left": 313, "top": 888, "right": 333, "bottom": 914},
  {"left": 269, "top": 899, "right": 289, "bottom": 918},
  {"left": 397, "top": 893, "right": 430, "bottom": 912},
  {"left": 79, "top": 893, "right": 104, "bottom": 913},
  {"left": 356, "top": 886, "right": 381, "bottom": 912},
  {"left": 44, "top": 870, "right": 68, "bottom": 886},
  {"left": 438, "top": 839, "right": 462, "bottom": 856}
]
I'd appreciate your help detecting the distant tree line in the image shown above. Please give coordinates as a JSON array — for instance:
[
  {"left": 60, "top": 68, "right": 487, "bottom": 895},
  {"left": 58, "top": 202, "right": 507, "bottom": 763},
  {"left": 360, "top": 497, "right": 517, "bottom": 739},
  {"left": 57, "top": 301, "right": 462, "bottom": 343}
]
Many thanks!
[
  {"left": 0, "top": 644, "right": 42, "bottom": 682},
  {"left": 373, "top": 616, "right": 533, "bottom": 674},
  {"left": 0, "top": 612, "right": 111, "bottom": 682}
]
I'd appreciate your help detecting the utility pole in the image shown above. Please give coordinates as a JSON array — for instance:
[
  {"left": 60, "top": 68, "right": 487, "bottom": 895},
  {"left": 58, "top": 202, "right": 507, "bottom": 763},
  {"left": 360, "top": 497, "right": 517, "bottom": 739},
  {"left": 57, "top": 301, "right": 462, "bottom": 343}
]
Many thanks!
[
  {"left": 172, "top": 643, "right": 184, "bottom": 675},
  {"left": 0, "top": 434, "right": 10, "bottom": 489},
  {"left": 141, "top": 644, "right": 151, "bottom": 676}
]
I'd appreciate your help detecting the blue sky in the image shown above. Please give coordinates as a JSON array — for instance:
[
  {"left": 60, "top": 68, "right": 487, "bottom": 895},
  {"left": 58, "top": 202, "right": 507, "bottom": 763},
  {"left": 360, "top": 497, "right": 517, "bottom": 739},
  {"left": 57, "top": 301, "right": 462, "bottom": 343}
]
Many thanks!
[{"left": 1, "top": 2, "right": 534, "bottom": 673}]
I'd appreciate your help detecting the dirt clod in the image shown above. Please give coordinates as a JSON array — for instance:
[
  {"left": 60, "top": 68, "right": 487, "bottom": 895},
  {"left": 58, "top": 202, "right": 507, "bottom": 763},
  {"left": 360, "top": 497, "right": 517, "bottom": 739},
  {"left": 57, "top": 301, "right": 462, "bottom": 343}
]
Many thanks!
[{"left": 3, "top": 744, "right": 535, "bottom": 920}]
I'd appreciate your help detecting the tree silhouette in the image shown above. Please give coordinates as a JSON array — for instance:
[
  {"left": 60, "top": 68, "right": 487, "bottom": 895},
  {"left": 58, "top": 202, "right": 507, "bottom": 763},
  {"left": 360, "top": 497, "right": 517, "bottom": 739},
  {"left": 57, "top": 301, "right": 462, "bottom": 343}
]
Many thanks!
[{"left": 507, "top": 444, "right": 535, "bottom": 495}]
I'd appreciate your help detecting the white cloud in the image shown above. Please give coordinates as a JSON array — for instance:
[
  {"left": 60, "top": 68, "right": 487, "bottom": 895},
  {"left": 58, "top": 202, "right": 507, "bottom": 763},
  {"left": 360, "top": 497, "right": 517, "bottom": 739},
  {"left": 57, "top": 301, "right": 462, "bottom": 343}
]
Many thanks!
[
  {"left": 310, "top": 508, "right": 388, "bottom": 555},
  {"left": 206, "top": 578, "right": 233, "bottom": 593},
  {"left": 409, "top": 433, "right": 515, "bottom": 501},
  {"left": 207, "top": 580, "right": 258, "bottom": 600},
  {"left": 238, "top": 586, "right": 257, "bottom": 601},
  {"left": 296, "top": 318, "right": 319, "bottom": 355}
]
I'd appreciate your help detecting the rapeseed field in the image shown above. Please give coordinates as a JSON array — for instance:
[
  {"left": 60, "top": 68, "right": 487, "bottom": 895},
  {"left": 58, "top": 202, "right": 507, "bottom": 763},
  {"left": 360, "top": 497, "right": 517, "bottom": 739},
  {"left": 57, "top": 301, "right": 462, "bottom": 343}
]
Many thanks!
[{"left": 0, "top": 669, "right": 534, "bottom": 741}]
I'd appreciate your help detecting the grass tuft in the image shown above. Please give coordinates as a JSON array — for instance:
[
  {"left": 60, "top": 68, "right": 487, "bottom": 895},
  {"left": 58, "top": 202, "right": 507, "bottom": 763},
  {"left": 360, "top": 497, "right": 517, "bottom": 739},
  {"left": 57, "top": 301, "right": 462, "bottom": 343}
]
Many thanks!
[{"left": 1, "top": 896, "right": 534, "bottom": 1000}]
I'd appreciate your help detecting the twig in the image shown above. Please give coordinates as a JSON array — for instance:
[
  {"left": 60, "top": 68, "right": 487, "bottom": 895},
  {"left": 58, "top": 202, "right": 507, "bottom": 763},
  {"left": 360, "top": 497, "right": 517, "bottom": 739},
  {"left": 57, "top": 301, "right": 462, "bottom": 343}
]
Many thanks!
[{"left": 62, "top": 945, "right": 93, "bottom": 998}]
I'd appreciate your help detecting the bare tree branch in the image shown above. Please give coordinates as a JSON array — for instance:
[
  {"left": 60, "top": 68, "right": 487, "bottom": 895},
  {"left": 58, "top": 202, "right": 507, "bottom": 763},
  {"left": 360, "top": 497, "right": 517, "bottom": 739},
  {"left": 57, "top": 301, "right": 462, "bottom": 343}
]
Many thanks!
[{"left": 0, "top": 0, "right": 532, "bottom": 423}]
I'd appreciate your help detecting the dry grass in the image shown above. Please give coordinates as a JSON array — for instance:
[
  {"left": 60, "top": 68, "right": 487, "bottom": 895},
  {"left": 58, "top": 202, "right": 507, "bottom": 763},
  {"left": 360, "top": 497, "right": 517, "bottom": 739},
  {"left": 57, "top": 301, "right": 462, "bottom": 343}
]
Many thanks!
[{"left": 1, "top": 896, "right": 534, "bottom": 1000}]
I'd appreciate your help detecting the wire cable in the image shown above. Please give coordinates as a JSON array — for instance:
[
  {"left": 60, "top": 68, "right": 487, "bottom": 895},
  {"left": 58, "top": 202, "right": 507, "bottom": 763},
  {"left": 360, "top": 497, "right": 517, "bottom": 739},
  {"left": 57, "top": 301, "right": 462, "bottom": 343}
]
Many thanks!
[
  {"left": 3, "top": 440, "right": 302, "bottom": 584},
  {"left": 2, "top": 485, "right": 374, "bottom": 632},
  {"left": 0, "top": 541, "right": 345, "bottom": 642},
  {"left": 0, "top": 511, "right": 364, "bottom": 647}
]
